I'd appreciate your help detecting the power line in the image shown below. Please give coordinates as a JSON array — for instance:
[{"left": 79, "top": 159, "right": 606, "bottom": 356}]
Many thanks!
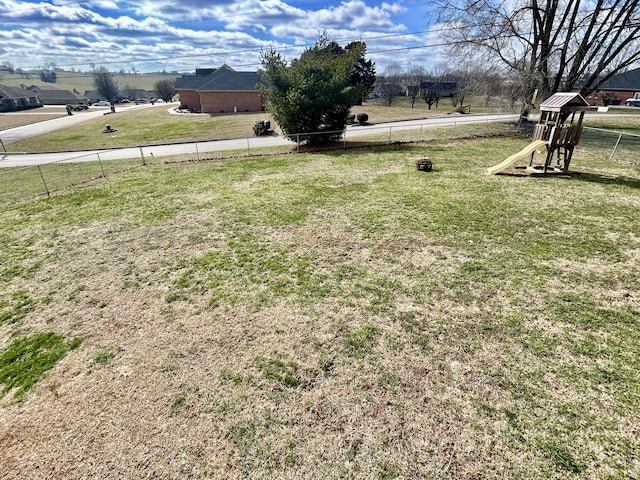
[
  {"left": 15, "top": 28, "right": 441, "bottom": 71},
  {"left": 4, "top": 1, "right": 638, "bottom": 73}
]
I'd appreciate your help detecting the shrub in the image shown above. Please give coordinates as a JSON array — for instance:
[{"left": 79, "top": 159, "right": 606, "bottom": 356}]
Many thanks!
[
  {"left": 253, "top": 120, "right": 271, "bottom": 136},
  {"left": 356, "top": 112, "right": 368, "bottom": 125}
]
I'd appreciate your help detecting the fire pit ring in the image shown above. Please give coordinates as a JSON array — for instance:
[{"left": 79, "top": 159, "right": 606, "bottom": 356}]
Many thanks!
[{"left": 415, "top": 159, "right": 433, "bottom": 172}]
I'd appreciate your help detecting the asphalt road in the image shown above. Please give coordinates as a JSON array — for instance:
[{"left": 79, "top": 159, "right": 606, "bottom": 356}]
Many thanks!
[{"left": 0, "top": 111, "right": 519, "bottom": 168}]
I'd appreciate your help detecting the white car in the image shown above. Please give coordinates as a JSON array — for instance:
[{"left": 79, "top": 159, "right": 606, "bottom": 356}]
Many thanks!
[
  {"left": 625, "top": 98, "right": 640, "bottom": 107},
  {"left": 94, "top": 101, "right": 111, "bottom": 106}
]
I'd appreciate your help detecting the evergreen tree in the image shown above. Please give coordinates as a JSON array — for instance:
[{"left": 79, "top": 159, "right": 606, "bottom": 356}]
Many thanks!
[{"left": 259, "top": 38, "right": 372, "bottom": 145}]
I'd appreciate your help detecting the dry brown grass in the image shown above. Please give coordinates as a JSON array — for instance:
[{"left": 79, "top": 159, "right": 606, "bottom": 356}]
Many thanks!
[
  {"left": 0, "top": 139, "right": 638, "bottom": 479},
  {"left": 1, "top": 112, "right": 68, "bottom": 130}
]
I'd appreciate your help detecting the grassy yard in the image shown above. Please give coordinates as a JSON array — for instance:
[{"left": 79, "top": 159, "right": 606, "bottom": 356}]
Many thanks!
[
  {"left": 5, "top": 101, "right": 510, "bottom": 153},
  {"left": 0, "top": 136, "right": 639, "bottom": 478}
]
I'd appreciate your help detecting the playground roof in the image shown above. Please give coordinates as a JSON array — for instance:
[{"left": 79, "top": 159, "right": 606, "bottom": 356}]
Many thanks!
[{"left": 540, "top": 92, "right": 591, "bottom": 112}]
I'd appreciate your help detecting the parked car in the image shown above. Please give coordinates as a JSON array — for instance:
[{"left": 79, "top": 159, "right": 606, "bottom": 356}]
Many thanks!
[
  {"left": 119, "top": 99, "right": 130, "bottom": 103},
  {"left": 625, "top": 98, "right": 640, "bottom": 107},
  {"left": 135, "top": 98, "right": 147, "bottom": 104},
  {"left": 94, "top": 101, "right": 111, "bottom": 106}
]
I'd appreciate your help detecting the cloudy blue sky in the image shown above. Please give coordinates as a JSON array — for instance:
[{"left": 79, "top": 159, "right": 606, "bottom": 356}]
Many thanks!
[{"left": 0, "top": 0, "right": 449, "bottom": 74}]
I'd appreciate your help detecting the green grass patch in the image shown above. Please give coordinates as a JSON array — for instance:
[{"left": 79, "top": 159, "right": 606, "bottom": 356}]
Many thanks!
[
  {"left": 0, "top": 333, "right": 82, "bottom": 401},
  {"left": 92, "top": 345, "right": 123, "bottom": 366},
  {"left": 343, "top": 324, "right": 381, "bottom": 358},
  {"left": 255, "top": 357, "right": 300, "bottom": 388},
  {"left": 0, "top": 290, "right": 36, "bottom": 324}
]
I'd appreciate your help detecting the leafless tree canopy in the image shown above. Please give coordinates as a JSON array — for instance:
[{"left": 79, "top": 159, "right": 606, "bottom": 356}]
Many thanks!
[
  {"left": 432, "top": 0, "right": 640, "bottom": 100},
  {"left": 92, "top": 66, "right": 119, "bottom": 102},
  {"left": 154, "top": 79, "right": 176, "bottom": 103}
]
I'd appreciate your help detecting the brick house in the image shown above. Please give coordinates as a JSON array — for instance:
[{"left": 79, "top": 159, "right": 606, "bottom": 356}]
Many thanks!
[
  {"left": 580, "top": 67, "right": 640, "bottom": 106},
  {"left": 175, "top": 65, "right": 264, "bottom": 113}
]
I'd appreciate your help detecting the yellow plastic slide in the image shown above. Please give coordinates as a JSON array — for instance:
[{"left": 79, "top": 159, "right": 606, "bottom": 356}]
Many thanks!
[{"left": 486, "top": 140, "right": 548, "bottom": 175}]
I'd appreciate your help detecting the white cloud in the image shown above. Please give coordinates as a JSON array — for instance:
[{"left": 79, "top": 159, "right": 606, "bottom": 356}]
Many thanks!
[{"left": 0, "top": 0, "right": 443, "bottom": 73}]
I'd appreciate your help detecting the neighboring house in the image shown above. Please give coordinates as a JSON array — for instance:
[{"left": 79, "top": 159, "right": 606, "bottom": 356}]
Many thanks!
[
  {"left": 30, "top": 86, "right": 88, "bottom": 105},
  {"left": 175, "top": 65, "right": 264, "bottom": 113},
  {"left": 122, "top": 88, "right": 153, "bottom": 102},
  {"left": 0, "top": 84, "right": 42, "bottom": 112},
  {"left": 404, "top": 81, "right": 458, "bottom": 98},
  {"left": 84, "top": 90, "right": 102, "bottom": 103},
  {"left": 580, "top": 67, "right": 640, "bottom": 105},
  {"left": 417, "top": 81, "right": 458, "bottom": 97},
  {"left": 372, "top": 83, "right": 404, "bottom": 98}
]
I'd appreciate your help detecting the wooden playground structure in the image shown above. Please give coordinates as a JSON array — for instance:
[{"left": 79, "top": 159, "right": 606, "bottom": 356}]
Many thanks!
[
  {"left": 529, "top": 92, "right": 593, "bottom": 174},
  {"left": 486, "top": 92, "right": 596, "bottom": 175}
]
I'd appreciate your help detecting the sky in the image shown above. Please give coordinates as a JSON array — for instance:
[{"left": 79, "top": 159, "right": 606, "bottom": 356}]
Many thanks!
[{"left": 0, "top": 0, "right": 450, "bottom": 75}]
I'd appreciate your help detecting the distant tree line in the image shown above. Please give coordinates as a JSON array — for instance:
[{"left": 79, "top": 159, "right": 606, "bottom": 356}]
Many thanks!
[
  {"left": 429, "top": 0, "right": 640, "bottom": 107},
  {"left": 372, "top": 63, "right": 518, "bottom": 110}
]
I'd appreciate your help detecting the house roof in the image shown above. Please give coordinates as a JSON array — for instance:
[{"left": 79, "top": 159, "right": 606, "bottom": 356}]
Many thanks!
[
  {"left": 123, "top": 88, "right": 152, "bottom": 98},
  {"left": 175, "top": 65, "right": 263, "bottom": 92},
  {"left": 598, "top": 67, "right": 640, "bottom": 90},
  {"left": 540, "top": 92, "right": 591, "bottom": 112},
  {"left": 419, "top": 81, "right": 458, "bottom": 91},
  {"left": 31, "top": 86, "right": 85, "bottom": 102},
  {"left": 175, "top": 74, "right": 208, "bottom": 90},
  {"left": 0, "top": 84, "right": 39, "bottom": 100}
]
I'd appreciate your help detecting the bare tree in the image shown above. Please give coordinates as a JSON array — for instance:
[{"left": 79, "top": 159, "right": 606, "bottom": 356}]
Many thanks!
[
  {"left": 376, "top": 83, "right": 404, "bottom": 106},
  {"left": 406, "top": 66, "right": 426, "bottom": 108},
  {"left": 422, "top": 89, "right": 439, "bottom": 109},
  {"left": 1, "top": 61, "right": 15, "bottom": 73},
  {"left": 376, "top": 63, "right": 404, "bottom": 107},
  {"left": 431, "top": 0, "right": 640, "bottom": 102},
  {"left": 92, "top": 66, "right": 119, "bottom": 102},
  {"left": 154, "top": 79, "right": 176, "bottom": 103}
]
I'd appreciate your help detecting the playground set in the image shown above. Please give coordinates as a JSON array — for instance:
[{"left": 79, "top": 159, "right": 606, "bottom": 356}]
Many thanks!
[{"left": 487, "top": 92, "right": 595, "bottom": 175}]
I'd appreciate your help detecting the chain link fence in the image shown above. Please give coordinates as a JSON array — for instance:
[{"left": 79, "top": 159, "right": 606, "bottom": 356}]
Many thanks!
[
  {"left": 2, "top": 119, "right": 637, "bottom": 205},
  {"left": 580, "top": 126, "right": 640, "bottom": 165}
]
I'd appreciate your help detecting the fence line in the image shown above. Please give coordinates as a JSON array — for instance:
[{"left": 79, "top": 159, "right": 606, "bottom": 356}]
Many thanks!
[
  {"left": 580, "top": 126, "right": 640, "bottom": 165},
  {"left": 2, "top": 119, "right": 637, "bottom": 205}
]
